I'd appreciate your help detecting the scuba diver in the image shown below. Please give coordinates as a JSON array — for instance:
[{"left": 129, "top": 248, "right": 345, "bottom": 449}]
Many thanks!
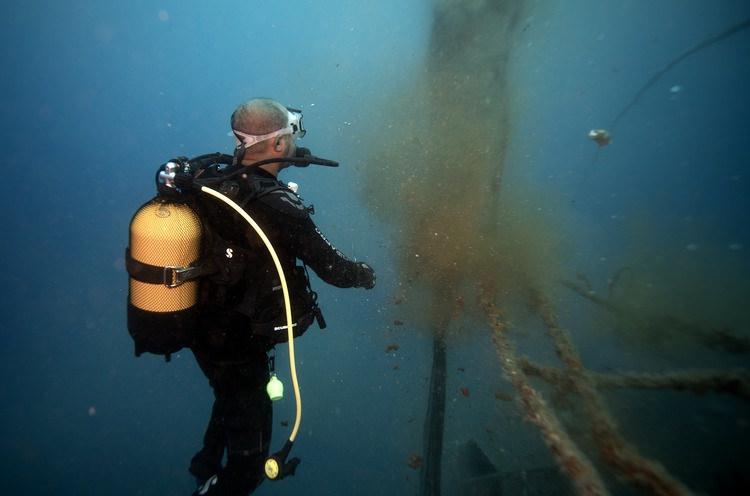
[
  {"left": 126, "top": 98, "right": 375, "bottom": 495},
  {"left": 190, "top": 99, "right": 375, "bottom": 495}
]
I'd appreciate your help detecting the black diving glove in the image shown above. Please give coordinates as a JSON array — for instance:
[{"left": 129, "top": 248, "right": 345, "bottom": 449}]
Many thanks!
[{"left": 355, "top": 262, "right": 376, "bottom": 289}]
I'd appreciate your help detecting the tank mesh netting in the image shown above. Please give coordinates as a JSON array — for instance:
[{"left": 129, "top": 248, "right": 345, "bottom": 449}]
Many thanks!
[{"left": 129, "top": 201, "right": 202, "bottom": 312}]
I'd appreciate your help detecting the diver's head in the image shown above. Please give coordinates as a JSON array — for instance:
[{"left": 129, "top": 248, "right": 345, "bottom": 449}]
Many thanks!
[{"left": 231, "top": 98, "right": 305, "bottom": 175}]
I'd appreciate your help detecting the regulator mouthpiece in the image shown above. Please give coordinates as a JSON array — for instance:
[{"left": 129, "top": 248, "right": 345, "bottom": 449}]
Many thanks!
[
  {"left": 266, "top": 374, "right": 284, "bottom": 401},
  {"left": 292, "top": 147, "right": 339, "bottom": 167}
]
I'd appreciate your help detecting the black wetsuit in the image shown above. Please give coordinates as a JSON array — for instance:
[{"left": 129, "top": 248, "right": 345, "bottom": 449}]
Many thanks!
[{"left": 189, "top": 167, "right": 373, "bottom": 495}]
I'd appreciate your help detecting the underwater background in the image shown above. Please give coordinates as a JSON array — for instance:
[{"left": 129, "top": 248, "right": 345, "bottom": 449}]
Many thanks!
[{"left": 1, "top": 0, "right": 749, "bottom": 495}]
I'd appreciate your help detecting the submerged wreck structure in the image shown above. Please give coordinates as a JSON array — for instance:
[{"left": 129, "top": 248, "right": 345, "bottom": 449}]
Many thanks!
[{"left": 364, "top": 1, "right": 750, "bottom": 495}]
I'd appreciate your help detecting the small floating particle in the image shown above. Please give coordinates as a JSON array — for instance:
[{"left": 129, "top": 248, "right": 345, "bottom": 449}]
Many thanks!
[
  {"left": 588, "top": 128, "right": 612, "bottom": 147},
  {"left": 495, "top": 392, "right": 513, "bottom": 401},
  {"left": 392, "top": 297, "right": 403, "bottom": 305},
  {"left": 386, "top": 343, "right": 400, "bottom": 353},
  {"left": 670, "top": 85, "right": 682, "bottom": 93},
  {"left": 729, "top": 243, "right": 743, "bottom": 251},
  {"left": 280, "top": 420, "right": 289, "bottom": 427},
  {"left": 393, "top": 320, "right": 404, "bottom": 326},
  {"left": 457, "top": 367, "right": 465, "bottom": 372},
  {"left": 460, "top": 387, "right": 470, "bottom": 397},
  {"left": 686, "top": 243, "right": 699, "bottom": 251},
  {"left": 393, "top": 364, "right": 400, "bottom": 370},
  {"left": 88, "top": 406, "right": 97, "bottom": 416},
  {"left": 407, "top": 454, "right": 423, "bottom": 470}
]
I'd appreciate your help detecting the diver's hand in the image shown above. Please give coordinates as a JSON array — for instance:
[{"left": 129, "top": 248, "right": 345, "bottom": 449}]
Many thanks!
[{"left": 355, "top": 262, "right": 375, "bottom": 289}]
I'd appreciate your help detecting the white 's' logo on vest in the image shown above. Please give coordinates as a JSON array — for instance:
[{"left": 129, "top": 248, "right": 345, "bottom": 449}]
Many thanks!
[{"left": 225, "top": 248, "right": 234, "bottom": 259}]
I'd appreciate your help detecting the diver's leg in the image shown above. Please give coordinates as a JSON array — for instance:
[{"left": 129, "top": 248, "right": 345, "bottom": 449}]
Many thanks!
[
  {"left": 190, "top": 352, "right": 227, "bottom": 483},
  {"left": 223, "top": 387, "right": 272, "bottom": 494},
  {"left": 194, "top": 358, "right": 272, "bottom": 496},
  {"left": 189, "top": 396, "right": 226, "bottom": 483}
]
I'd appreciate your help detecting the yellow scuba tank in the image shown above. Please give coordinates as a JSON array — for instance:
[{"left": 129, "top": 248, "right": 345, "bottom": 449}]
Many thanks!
[
  {"left": 126, "top": 197, "right": 202, "bottom": 359},
  {"left": 129, "top": 199, "right": 201, "bottom": 311}
]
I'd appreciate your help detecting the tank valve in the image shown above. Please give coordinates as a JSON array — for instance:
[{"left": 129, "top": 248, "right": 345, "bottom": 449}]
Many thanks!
[{"left": 158, "top": 158, "right": 192, "bottom": 192}]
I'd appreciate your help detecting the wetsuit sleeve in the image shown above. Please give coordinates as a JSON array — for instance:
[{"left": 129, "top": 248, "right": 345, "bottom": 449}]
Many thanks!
[
  {"left": 253, "top": 187, "right": 374, "bottom": 289},
  {"left": 292, "top": 215, "right": 373, "bottom": 288}
]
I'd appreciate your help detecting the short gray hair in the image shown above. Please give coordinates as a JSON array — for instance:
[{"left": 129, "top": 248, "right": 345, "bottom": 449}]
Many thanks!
[{"left": 231, "top": 98, "right": 288, "bottom": 135}]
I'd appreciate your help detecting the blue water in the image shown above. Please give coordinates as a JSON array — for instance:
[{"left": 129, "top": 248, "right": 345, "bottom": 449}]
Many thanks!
[{"left": 1, "top": 1, "right": 749, "bottom": 495}]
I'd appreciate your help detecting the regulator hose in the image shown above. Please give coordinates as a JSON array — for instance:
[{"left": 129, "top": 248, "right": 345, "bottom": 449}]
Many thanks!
[{"left": 199, "top": 185, "right": 302, "bottom": 480}]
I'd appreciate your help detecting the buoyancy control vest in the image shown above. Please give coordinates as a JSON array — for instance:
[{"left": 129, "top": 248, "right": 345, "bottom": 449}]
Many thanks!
[
  {"left": 195, "top": 168, "right": 322, "bottom": 341},
  {"left": 125, "top": 154, "right": 323, "bottom": 360}
]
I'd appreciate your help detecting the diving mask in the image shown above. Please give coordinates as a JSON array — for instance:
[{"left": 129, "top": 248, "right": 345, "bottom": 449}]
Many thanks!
[{"left": 232, "top": 107, "right": 306, "bottom": 149}]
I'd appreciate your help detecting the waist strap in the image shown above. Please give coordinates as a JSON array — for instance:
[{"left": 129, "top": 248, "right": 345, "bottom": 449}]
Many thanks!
[{"left": 126, "top": 247, "right": 215, "bottom": 287}]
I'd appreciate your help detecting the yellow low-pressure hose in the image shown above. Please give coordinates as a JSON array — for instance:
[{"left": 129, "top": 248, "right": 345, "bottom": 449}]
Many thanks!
[{"left": 200, "top": 185, "right": 302, "bottom": 442}]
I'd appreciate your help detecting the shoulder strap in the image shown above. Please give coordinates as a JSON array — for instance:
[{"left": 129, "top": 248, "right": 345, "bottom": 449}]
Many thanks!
[{"left": 256, "top": 185, "right": 310, "bottom": 219}]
